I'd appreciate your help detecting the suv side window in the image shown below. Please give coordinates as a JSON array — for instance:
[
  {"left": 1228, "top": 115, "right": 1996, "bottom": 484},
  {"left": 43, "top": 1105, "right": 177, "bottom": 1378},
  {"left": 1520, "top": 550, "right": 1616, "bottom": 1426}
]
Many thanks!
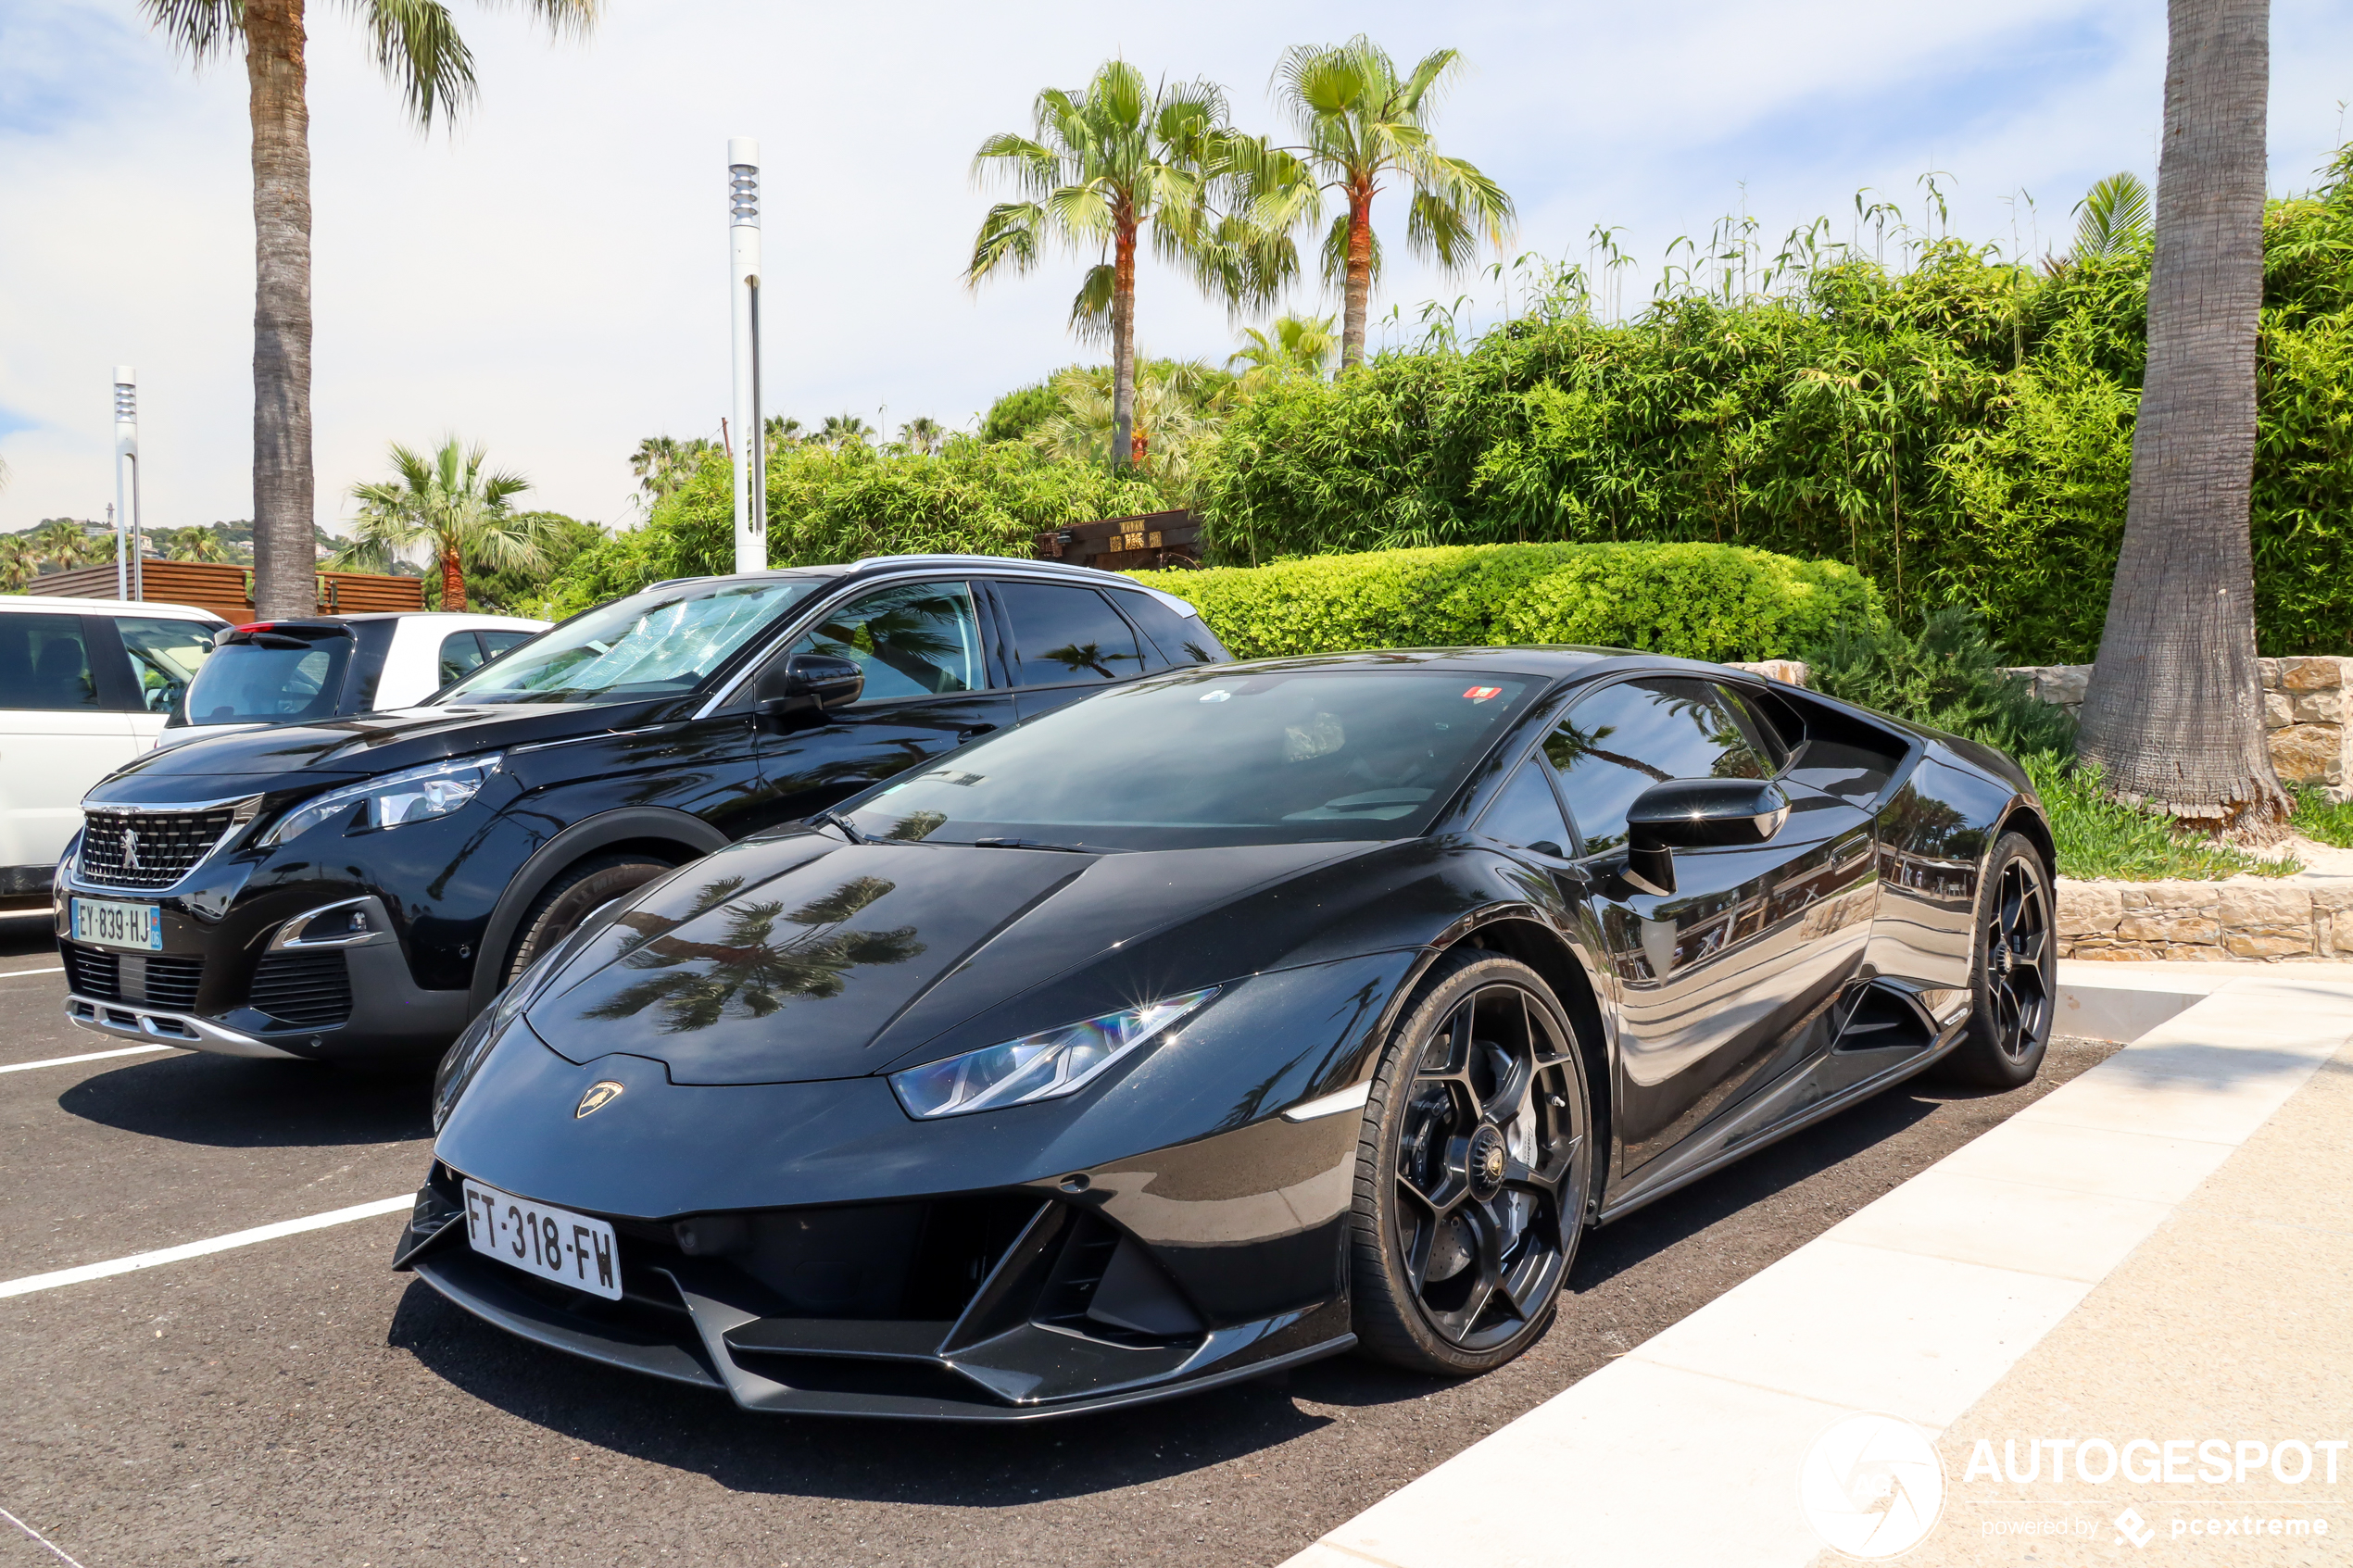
[
  {"left": 480, "top": 630, "right": 535, "bottom": 659},
  {"left": 1543, "top": 678, "right": 1776, "bottom": 854},
  {"left": 1109, "top": 589, "right": 1227, "bottom": 670},
  {"left": 439, "top": 632, "right": 488, "bottom": 686},
  {"left": 997, "top": 581, "right": 1144, "bottom": 685},
  {"left": 113, "top": 617, "right": 216, "bottom": 713},
  {"left": 788, "top": 582, "right": 986, "bottom": 701},
  {"left": 0, "top": 614, "right": 100, "bottom": 710}
]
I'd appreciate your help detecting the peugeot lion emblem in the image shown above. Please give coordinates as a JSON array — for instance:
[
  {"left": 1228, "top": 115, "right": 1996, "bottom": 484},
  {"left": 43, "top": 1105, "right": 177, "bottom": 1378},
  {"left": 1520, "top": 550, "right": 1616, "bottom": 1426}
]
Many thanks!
[
  {"left": 574, "top": 1080, "right": 625, "bottom": 1118},
  {"left": 121, "top": 828, "right": 142, "bottom": 872}
]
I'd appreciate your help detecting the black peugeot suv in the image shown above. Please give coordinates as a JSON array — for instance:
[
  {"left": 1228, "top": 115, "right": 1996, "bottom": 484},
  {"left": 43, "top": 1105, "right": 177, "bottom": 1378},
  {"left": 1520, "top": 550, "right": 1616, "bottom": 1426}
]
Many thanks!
[{"left": 56, "top": 556, "right": 1227, "bottom": 1064}]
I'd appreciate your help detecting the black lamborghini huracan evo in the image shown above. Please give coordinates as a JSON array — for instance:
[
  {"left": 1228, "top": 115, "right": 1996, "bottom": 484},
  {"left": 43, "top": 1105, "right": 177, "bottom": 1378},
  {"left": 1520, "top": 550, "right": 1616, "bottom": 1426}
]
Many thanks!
[{"left": 396, "top": 646, "right": 2056, "bottom": 1421}]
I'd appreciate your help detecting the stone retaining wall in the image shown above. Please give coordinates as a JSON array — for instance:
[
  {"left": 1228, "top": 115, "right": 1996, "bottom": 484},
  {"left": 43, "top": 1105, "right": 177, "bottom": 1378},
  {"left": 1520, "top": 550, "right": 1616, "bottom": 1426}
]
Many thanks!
[
  {"left": 2057, "top": 879, "right": 2353, "bottom": 961},
  {"left": 2008, "top": 656, "right": 2353, "bottom": 799}
]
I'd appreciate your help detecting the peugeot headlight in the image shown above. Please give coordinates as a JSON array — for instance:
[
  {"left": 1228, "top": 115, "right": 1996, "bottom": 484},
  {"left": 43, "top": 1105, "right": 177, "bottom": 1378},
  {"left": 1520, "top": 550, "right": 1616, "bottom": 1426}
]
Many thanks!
[
  {"left": 260, "top": 755, "right": 501, "bottom": 847},
  {"left": 889, "top": 988, "right": 1219, "bottom": 1120}
]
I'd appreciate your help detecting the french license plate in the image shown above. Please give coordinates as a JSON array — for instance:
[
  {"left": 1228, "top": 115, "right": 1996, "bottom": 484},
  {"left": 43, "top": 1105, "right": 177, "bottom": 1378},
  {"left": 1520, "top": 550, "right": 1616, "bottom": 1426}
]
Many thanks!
[
  {"left": 460, "top": 1178, "right": 622, "bottom": 1300},
  {"left": 70, "top": 897, "right": 161, "bottom": 951}
]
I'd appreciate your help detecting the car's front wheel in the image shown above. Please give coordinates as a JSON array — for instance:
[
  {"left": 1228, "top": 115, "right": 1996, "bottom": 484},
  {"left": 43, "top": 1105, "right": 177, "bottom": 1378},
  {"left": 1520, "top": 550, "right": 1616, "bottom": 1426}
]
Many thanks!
[
  {"left": 1349, "top": 950, "right": 1594, "bottom": 1376},
  {"left": 1935, "top": 831, "right": 2056, "bottom": 1088},
  {"left": 502, "top": 853, "right": 673, "bottom": 987}
]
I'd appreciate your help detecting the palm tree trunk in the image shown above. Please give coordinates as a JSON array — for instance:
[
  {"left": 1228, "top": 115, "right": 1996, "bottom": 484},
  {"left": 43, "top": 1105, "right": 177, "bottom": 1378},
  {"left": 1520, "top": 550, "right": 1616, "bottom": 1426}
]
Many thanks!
[
  {"left": 2077, "top": 0, "right": 2284, "bottom": 834},
  {"left": 245, "top": 0, "right": 315, "bottom": 621},
  {"left": 1340, "top": 185, "right": 1375, "bottom": 371},
  {"left": 441, "top": 540, "right": 467, "bottom": 613},
  {"left": 1111, "top": 219, "right": 1137, "bottom": 470}
]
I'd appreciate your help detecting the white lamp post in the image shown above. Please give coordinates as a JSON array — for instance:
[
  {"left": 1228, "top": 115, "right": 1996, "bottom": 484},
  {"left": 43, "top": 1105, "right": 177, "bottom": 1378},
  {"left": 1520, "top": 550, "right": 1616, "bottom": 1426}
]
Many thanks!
[
  {"left": 728, "top": 137, "right": 766, "bottom": 573},
  {"left": 112, "top": 366, "right": 142, "bottom": 600}
]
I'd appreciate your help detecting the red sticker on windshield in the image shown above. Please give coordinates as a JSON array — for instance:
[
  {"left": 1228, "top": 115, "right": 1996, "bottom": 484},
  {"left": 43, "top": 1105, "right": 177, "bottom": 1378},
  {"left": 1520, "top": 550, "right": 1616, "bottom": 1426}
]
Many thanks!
[{"left": 1464, "top": 686, "right": 1502, "bottom": 702}]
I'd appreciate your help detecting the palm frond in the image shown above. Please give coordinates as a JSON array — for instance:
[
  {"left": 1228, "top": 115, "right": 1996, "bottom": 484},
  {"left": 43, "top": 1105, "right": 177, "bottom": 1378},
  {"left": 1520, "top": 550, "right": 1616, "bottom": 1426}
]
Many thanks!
[
  {"left": 353, "top": 0, "right": 480, "bottom": 128},
  {"left": 966, "top": 201, "right": 1046, "bottom": 285},
  {"left": 1068, "top": 263, "right": 1116, "bottom": 346},
  {"left": 138, "top": 0, "right": 243, "bottom": 60},
  {"left": 2073, "top": 171, "right": 2152, "bottom": 259}
]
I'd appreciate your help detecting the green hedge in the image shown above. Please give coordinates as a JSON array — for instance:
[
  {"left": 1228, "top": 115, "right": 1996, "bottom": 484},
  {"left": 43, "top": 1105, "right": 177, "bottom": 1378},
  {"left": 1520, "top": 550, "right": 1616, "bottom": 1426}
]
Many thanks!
[
  {"left": 1128, "top": 542, "right": 1881, "bottom": 662},
  {"left": 1189, "top": 145, "right": 2353, "bottom": 663}
]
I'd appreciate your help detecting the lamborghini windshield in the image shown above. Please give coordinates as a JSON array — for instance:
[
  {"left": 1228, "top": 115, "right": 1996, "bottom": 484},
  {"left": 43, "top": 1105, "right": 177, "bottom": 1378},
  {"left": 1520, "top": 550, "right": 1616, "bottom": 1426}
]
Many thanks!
[
  {"left": 434, "top": 578, "right": 818, "bottom": 706},
  {"left": 845, "top": 666, "right": 1536, "bottom": 850}
]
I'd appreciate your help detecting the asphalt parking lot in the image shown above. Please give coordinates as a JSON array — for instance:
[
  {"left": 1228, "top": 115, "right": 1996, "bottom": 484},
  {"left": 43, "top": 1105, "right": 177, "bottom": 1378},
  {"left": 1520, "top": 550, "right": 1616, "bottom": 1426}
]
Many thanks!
[{"left": 0, "top": 909, "right": 2120, "bottom": 1568}]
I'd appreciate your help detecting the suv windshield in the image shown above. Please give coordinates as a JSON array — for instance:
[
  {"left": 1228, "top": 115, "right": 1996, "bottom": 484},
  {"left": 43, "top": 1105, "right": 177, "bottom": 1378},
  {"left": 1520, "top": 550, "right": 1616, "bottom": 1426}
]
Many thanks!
[
  {"left": 845, "top": 666, "right": 1536, "bottom": 850},
  {"left": 434, "top": 579, "right": 818, "bottom": 706},
  {"left": 181, "top": 630, "right": 352, "bottom": 725}
]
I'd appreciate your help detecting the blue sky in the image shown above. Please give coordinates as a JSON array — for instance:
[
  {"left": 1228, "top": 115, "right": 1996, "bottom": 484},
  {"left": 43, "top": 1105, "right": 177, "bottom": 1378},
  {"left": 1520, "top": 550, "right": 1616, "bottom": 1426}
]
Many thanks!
[{"left": 1, "top": 0, "right": 2347, "bottom": 535}]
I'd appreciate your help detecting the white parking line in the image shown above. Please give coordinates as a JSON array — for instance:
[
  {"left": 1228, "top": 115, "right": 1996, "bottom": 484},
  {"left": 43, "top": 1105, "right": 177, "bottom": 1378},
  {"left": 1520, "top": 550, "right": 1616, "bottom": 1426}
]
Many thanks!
[
  {"left": 0, "top": 965, "right": 63, "bottom": 977},
  {"left": 0, "top": 1195, "right": 414, "bottom": 1300},
  {"left": 0, "top": 1045, "right": 173, "bottom": 1075},
  {"left": 0, "top": 1502, "right": 88, "bottom": 1568}
]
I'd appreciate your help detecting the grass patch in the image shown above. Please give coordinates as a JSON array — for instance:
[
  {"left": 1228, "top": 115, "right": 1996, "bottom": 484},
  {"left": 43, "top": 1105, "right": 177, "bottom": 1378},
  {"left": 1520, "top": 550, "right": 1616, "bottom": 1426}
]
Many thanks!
[
  {"left": 2025, "top": 754, "right": 2302, "bottom": 881},
  {"left": 2291, "top": 785, "right": 2353, "bottom": 847}
]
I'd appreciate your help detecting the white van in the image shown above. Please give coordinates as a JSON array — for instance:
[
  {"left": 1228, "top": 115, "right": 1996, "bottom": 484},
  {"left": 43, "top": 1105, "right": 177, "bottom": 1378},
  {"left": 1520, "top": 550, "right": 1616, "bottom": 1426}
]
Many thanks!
[
  {"left": 150, "top": 610, "right": 547, "bottom": 750},
  {"left": 0, "top": 596, "right": 228, "bottom": 901}
]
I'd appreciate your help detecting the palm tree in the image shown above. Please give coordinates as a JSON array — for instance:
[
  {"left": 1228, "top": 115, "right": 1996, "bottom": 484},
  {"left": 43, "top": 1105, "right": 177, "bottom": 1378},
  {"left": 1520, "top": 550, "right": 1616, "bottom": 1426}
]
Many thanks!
[
  {"left": 1030, "top": 360, "right": 1227, "bottom": 490},
  {"left": 138, "top": 0, "right": 598, "bottom": 620},
  {"left": 764, "top": 416, "right": 804, "bottom": 454},
  {"left": 160, "top": 525, "right": 232, "bottom": 563},
  {"left": 336, "top": 438, "right": 547, "bottom": 614},
  {"left": 630, "top": 435, "right": 717, "bottom": 505},
  {"left": 895, "top": 417, "right": 946, "bottom": 456},
  {"left": 966, "top": 59, "right": 1288, "bottom": 470},
  {"left": 1228, "top": 311, "right": 1338, "bottom": 389},
  {"left": 817, "top": 415, "right": 874, "bottom": 448},
  {"left": 30, "top": 519, "right": 97, "bottom": 571},
  {"left": 1261, "top": 37, "right": 1516, "bottom": 370},
  {"left": 2072, "top": 172, "right": 2154, "bottom": 260},
  {"left": 0, "top": 535, "right": 37, "bottom": 593},
  {"left": 2076, "top": 0, "right": 2284, "bottom": 834}
]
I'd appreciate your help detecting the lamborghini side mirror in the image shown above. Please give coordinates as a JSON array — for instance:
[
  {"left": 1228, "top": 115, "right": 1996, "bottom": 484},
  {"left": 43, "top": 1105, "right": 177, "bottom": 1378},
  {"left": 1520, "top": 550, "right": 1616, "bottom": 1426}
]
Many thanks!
[
  {"left": 756, "top": 654, "right": 863, "bottom": 727},
  {"left": 1618, "top": 778, "right": 1790, "bottom": 897}
]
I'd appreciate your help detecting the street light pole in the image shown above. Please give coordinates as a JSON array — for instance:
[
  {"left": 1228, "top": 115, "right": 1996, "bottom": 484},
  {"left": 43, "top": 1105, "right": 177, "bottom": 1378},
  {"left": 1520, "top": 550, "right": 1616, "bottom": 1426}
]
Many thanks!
[
  {"left": 112, "top": 367, "right": 141, "bottom": 600},
  {"left": 728, "top": 138, "right": 765, "bottom": 574}
]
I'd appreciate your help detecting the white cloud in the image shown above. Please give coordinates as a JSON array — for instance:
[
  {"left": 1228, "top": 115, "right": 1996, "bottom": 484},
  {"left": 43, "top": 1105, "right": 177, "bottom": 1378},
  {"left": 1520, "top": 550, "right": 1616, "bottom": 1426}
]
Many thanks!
[{"left": 1, "top": 0, "right": 2347, "bottom": 535}]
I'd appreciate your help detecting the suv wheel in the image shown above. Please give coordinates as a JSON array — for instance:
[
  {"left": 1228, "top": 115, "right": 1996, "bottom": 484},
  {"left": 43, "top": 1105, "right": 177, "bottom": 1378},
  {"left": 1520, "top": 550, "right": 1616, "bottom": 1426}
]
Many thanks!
[{"left": 503, "top": 854, "right": 673, "bottom": 986}]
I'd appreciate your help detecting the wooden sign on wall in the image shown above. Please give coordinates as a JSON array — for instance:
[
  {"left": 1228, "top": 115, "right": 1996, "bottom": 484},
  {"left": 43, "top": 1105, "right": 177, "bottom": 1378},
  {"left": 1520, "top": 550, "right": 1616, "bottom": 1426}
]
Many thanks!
[{"left": 1032, "top": 508, "right": 1202, "bottom": 572}]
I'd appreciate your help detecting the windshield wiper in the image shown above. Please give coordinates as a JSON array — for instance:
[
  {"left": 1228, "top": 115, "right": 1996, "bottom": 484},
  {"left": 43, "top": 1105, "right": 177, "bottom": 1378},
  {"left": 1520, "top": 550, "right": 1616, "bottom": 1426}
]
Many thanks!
[
  {"left": 812, "top": 809, "right": 865, "bottom": 845},
  {"left": 971, "top": 836, "right": 1094, "bottom": 854}
]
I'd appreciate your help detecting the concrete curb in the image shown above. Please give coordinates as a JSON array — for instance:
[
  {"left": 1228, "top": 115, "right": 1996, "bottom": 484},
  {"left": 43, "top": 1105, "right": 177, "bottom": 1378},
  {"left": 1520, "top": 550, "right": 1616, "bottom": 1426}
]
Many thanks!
[{"left": 1278, "top": 965, "right": 2353, "bottom": 1568}]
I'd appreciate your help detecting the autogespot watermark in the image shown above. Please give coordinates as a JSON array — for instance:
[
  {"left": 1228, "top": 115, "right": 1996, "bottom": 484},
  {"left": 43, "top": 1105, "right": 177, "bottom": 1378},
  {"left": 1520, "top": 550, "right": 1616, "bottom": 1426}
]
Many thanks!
[
  {"left": 1801, "top": 1417, "right": 2344, "bottom": 1558},
  {"left": 1799, "top": 1413, "right": 1946, "bottom": 1559}
]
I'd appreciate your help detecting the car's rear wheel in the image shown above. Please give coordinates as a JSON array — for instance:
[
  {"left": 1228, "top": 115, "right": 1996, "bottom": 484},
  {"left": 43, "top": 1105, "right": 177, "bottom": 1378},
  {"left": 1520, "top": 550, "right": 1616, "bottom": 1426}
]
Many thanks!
[
  {"left": 1349, "top": 950, "right": 1593, "bottom": 1375},
  {"left": 1934, "top": 831, "right": 2055, "bottom": 1089},
  {"left": 502, "top": 853, "right": 673, "bottom": 986}
]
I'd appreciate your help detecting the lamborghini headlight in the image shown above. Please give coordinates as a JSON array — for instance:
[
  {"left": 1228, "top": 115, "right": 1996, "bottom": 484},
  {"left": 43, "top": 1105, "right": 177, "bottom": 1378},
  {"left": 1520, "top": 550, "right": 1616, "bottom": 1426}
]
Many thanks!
[
  {"left": 259, "top": 755, "right": 501, "bottom": 847},
  {"left": 889, "top": 987, "right": 1219, "bottom": 1119}
]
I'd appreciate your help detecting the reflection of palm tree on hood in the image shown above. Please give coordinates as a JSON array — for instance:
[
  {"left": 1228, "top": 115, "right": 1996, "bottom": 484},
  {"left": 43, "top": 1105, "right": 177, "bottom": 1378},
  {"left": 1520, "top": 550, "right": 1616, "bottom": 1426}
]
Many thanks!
[{"left": 585, "top": 875, "right": 924, "bottom": 1034}]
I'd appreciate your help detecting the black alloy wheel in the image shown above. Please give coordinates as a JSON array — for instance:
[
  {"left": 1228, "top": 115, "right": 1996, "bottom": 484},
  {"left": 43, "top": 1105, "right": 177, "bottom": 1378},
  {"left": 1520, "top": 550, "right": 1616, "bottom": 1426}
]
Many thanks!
[
  {"left": 1937, "top": 831, "right": 2055, "bottom": 1088},
  {"left": 1351, "top": 950, "right": 1593, "bottom": 1375}
]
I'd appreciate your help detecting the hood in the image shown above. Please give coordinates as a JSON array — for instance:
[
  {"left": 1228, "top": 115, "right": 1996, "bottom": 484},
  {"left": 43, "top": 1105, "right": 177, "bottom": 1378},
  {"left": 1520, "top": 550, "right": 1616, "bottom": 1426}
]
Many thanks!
[
  {"left": 522, "top": 833, "right": 1370, "bottom": 1086},
  {"left": 92, "top": 697, "right": 675, "bottom": 790}
]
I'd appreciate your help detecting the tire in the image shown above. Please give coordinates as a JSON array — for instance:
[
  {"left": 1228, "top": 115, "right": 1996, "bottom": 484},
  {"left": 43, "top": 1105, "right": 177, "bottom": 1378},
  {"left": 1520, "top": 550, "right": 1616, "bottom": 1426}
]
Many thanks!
[
  {"left": 1349, "top": 950, "right": 1595, "bottom": 1376},
  {"left": 1933, "top": 831, "right": 2056, "bottom": 1089},
  {"left": 501, "top": 853, "right": 673, "bottom": 987}
]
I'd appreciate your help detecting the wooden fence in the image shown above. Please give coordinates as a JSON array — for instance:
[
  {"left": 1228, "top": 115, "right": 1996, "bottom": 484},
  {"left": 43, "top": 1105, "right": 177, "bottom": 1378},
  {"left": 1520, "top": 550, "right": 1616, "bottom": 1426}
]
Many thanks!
[{"left": 22, "top": 561, "right": 424, "bottom": 622}]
